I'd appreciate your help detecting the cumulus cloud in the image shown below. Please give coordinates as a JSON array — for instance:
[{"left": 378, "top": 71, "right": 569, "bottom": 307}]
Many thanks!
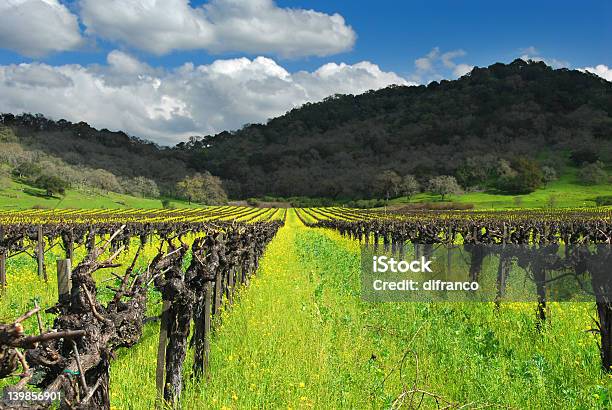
[
  {"left": 79, "top": 0, "right": 355, "bottom": 57},
  {"left": 412, "top": 47, "right": 473, "bottom": 83},
  {"left": 0, "top": 0, "right": 83, "bottom": 57},
  {"left": 581, "top": 64, "right": 612, "bottom": 82},
  {"left": 518, "top": 46, "right": 570, "bottom": 69},
  {"left": 0, "top": 53, "right": 408, "bottom": 145},
  {"left": 452, "top": 63, "right": 473, "bottom": 77}
]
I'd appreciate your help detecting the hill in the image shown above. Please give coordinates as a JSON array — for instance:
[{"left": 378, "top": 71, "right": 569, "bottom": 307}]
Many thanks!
[
  {"left": 178, "top": 59, "right": 612, "bottom": 199},
  {"left": 0, "top": 59, "right": 610, "bottom": 205},
  {"left": 0, "top": 113, "right": 191, "bottom": 194}
]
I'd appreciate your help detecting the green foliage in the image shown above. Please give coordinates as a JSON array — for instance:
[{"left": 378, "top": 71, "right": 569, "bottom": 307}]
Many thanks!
[
  {"left": 578, "top": 161, "right": 608, "bottom": 185},
  {"left": 546, "top": 194, "right": 559, "bottom": 208},
  {"left": 456, "top": 156, "right": 495, "bottom": 187},
  {"left": 428, "top": 175, "right": 463, "bottom": 200},
  {"left": 246, "top": 198, "right": 260, "bottom": 206},
  {"left": 186, "top": 60, "right": 612, "bottom": 199},
  {"left": 399, "top": 174, "right": 420, "bottom": 199},
  {"left": 541, "top": 166, "right": 558, "bottom": 183},
  {"left": 176, "top": 172, "right": 228, "bottom": 205},
  {"left": 595, "top": 196, "right": 612, "bottom": 206},
  {"left": 161, "top": 198, "right": 174, "bottom": 209},
  {"left": 124, "top": 176, "right": 160, "bottom": 198},
  {"left": 0, "top": 126, "right": 18, "bottom": 143},
  {"left": 496, "top": 157, "right": 544, "bottom": 194},
  {"left": 288, "top": 197, "right": 335, "bottom": 207},
  {"left": 33, "top": 175, "right": 69, "bottom": 197},
  {"left": 374, "top": 170, "right": 402, "bottom": 200},
  {"left": 12, "top": 161, "right": 42, "bottom": 181},
  {"left": 346, "top": 198, "right": 386, "bottom": 208},
  {"left": 570, "top": 148, "right": 599, "bottom": 166}
]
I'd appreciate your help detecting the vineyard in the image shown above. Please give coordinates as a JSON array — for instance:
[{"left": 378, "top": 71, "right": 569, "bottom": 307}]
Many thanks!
[
  {"left": 0, "top": 206, "right": 611, "bottom": 408},
  {"left": 0, "top": 207, "right": 285, "bottom": 408}
]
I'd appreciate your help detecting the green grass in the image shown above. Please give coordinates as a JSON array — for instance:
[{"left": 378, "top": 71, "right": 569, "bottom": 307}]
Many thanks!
[
  {"left": 0, "top": 178, "right": 197, "bottom": 210},
  {"left": 390, "top": 168, "right": 612, "bottom": 209}
]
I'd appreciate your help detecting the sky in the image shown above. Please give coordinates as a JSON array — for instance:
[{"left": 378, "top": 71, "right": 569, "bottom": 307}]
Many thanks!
[{"left": 0, "top": 0, "right": 609, "bottom": 145}]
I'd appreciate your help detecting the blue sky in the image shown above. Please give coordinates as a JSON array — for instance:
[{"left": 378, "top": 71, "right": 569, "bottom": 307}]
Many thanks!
[
  {"left": 1, "top": 0, "right": 608, "bottom": 73},
  {"left": 0, "top": 0, "right": 609, "bottom": 144}
]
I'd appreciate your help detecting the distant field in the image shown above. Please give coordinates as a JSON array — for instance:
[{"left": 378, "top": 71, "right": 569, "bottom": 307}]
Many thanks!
[
  {"left": 390, "top": 169, "right": 611, "bottom": 209},
  {"left": 0, "top": 179, "right": 196, "bottom": 210},
  {"left": 0, "top": 167, "right": 610, "bottom": 211}
]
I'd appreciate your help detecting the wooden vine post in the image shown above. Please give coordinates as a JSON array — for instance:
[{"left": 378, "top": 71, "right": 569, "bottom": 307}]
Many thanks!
[
  {"left": 56, "top": 259, "right": 72, "bottom": 303},
  {"left": 156, "top": 300, "right": 171, "bottom": 406},
  {"left": 0, "top": 226, "right": 6, "bottom": 291},
  {"left": 446, "top": 225, "right": 453, "bottom": 277},
  {"left": 193, "top": 282, "right": 213, "bottom": 378},
  {"left": 67, "top": 228, "right": 74, "bottom": 262},
  {"left": 37, "top": 225, "right": 47, "bottom": 282}
]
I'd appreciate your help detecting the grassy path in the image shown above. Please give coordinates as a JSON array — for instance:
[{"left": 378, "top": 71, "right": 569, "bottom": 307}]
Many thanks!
[{"left": 178, "top": 209, "right": 384, "bottom": 409}]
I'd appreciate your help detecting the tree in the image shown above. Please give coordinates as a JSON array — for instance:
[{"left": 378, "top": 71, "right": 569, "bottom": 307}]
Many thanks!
[
  {"left": 399, "top": 175, "right": 420, "bottom": 199},
  {"left": 12, "top": 162, "right": 41, "bottom": 181},
  {"left": 428, "top": 176, "right": 463, "bottom": 201},
  {"left": 0, "top": 126, "right": 18, "bottom": 143},
  {"left": 495, "top": 157, "right": 543, "bottom": 194},
  {"left": 456, "top": 156, "right": 493, "bottom": 187},
  {"left": 34, "top": 175, "right": 69, "bottom": 197},
  {"left": 541, "top": 166, "right": 558, "bottom": 183},
  {"left": 570, "top": 149, "right": 599, "bottom": 166},
  {"left": 124, "top": 176, "right": 160, "bottom": 198},
  {"left": 87, "top": 169, "right": 123, "bottom": 193},
  {"left": 578, "top": 161, "right": 608, "bottom": 185},
  {"left": 375, "top": 170, "right": 402, "bottom": 201},
  {"left": 176, "top": 172, "right": 228, "bottom": 205}
]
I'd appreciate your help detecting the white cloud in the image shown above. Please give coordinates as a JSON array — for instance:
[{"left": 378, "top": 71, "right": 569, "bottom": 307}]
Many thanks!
[
  {"left": 412, "top": 47, "right": 472, "bottom": 82},
  {"left": 0, "top": 52, "right": 408, "bottom": 145},
  {"left": 581, "top": 64, "right": 612, "bottom": 82},
  {"left": 79, "top": 0, "right": 356, "bottom": 57},
  {"left": 453, "top": 63, "right": 473, "bottom": 77},
  {"left": 441, "top": 50, "right": 466, "bottom": 68},
  {"left": 518, "top": 46, "right": 570, "bottom": 69},
  {"left": 0, "top": 0, "right": 83, "bottom": 57}
]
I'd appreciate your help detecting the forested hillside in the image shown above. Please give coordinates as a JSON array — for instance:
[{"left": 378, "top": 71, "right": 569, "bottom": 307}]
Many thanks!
[
  {"left": 0, "top": 114, "right": 190, "bottom": 193},
  {"left": 0, "top": 117, "right": 227, "bottom": 205},
  {"left": 1, "top": 59, "right": 611, "bottom": 202},
  {"left": 180, "top": 59, "right": 612, "bottom": 199}
]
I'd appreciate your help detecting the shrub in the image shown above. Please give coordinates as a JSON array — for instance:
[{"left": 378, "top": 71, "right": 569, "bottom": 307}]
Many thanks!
[
  {"left": 12, "top": 162, "right": 42, "bottom": 182},
  {"left": 541, "top": 166, "right": 558, "bottom": 183},
  {"left": 570, "top": 149, "right": 599, "bottom": 166},
  {"left": 246, "top": 198, "right": 260, "bottom": 207},
  {"left": 34, "top": 175, "right": 69, "bottom": 197},
  {"left": 578, "top": 161, "right": 608, "bottom": 185},
  {"left": 594, "top": 196, "right": 612, "bottom": 206},
  {"left": 495, "top": 157, "right": 543, "bottom": 194}
]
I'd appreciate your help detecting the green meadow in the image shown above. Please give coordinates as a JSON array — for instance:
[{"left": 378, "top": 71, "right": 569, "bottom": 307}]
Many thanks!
[
  {"left": 391, "top": 169, "right": 612, "bottom": 209},
  {"left": 0, "top": 178, "right": 196, "bottom": 210}
]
